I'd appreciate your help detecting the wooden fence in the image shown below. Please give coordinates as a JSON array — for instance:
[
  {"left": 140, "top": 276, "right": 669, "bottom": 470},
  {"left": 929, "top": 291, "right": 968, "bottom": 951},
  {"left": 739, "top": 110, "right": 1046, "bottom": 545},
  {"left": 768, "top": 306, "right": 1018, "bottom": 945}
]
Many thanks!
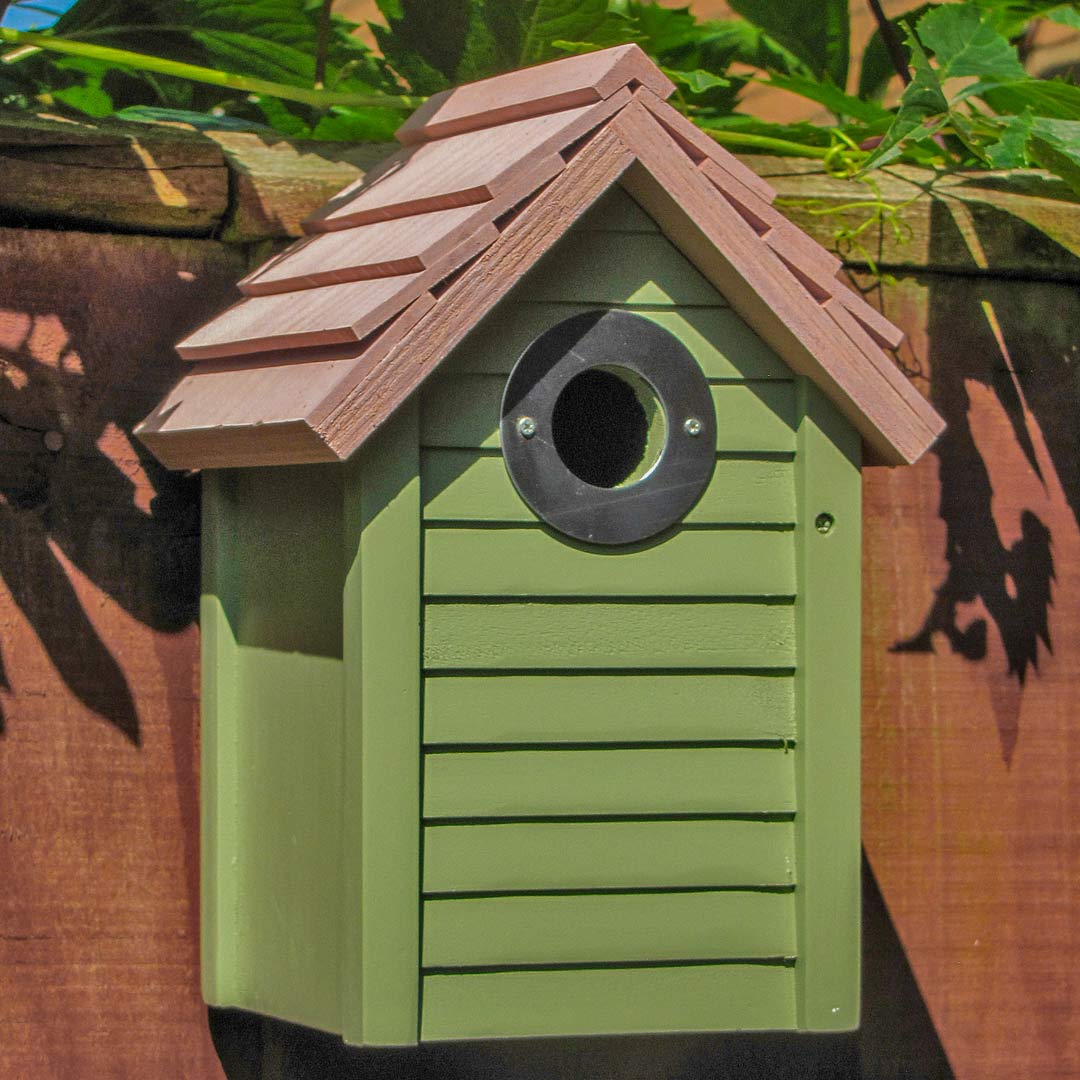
[{"left": 0, "top": 110, "right": 1077, "bottom": 1079}]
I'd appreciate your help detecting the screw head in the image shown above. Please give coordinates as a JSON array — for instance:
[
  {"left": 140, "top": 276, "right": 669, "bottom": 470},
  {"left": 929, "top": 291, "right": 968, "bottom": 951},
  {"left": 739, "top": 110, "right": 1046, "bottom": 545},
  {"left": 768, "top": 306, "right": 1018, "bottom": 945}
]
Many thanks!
[
  {"left": 517, "top": 416, "right": 537, "bottom": 439},
  {"left": 815, "top": 512, "right": 835, "bottom": 535},
  {"left": 43, "top": 430, "right": 64, "bottom": 453},
  {"left": 683, "top": 417, "right": 703, "bottom": 437}
]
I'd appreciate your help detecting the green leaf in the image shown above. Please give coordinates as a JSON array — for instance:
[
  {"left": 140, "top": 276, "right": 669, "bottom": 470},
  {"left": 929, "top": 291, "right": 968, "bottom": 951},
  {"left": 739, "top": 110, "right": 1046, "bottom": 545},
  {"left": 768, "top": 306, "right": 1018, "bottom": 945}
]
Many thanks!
[
  {"left": 372, "top": 0, "right": 469, "bottom": 90},
  {"left": 984, "top": 110, "right": 1035, "bottom": 167},
  {"left": 611, "top": 1, "right": 699, "bottom": 53},
  {"left": 726, "top": 0, "right": 849, "bottom": 85},
  {"left": 764, "top": 73, "right": 890, "bottom": 122},
  {"left": 114, "top": 103, "right": 274, "bottom": 129},
  {"left": 663, "top": 65, "right": 729, "bottom": 94},
  {"left": 859, "top": 28, "right": 948, "bottom": 172},
  {"left": 698, "top": 113, "right": 845, "bottom": 147},
  {"left": 979, "top": 78, "right": 1080, "bottom": 120},
  {"left": 971, "top": 0, "right": 1080, "bottom": 37},
  {"left": 1028, "top": 116, "right": 1080, "bottom": 193},
  {"left": 1048, "top": 6, "right": 1080, "bottom": 28},
  {"left": 515, "top": 0, "right": 634, "bottom": 66},
  {"left": 674, "top": 16, "right": 806, "bottom": 77},
  {"left": 38, "top": 0, "right": 396, "bottom": 112},
  {"left": 53, "top": 80, "right": 113, "bottom": 115},
  {"left": 915, "top": 3, "right": 1026, "bottom": 81},
  {"left": 311, "top": 104, "right": 402, "bottom": 141}
]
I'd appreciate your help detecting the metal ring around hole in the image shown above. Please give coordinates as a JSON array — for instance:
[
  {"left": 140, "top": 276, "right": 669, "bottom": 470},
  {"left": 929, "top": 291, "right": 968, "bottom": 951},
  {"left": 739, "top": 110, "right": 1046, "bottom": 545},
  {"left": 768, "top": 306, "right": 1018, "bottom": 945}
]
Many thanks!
[{"left": 501, "top": 310, "right": 716, "bottom": 545}]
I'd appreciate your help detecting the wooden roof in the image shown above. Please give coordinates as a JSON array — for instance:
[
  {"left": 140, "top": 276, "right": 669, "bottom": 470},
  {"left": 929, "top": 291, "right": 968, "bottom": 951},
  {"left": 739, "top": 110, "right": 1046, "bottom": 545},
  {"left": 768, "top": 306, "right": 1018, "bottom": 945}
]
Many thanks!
[{"left": 136, "top": 44, "right": 944, "bottom": 469}]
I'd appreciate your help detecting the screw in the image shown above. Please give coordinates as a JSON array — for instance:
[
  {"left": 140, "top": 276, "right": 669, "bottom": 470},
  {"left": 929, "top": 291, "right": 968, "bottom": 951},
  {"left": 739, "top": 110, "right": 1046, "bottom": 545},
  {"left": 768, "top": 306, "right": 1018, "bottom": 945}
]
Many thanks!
[
  {"left": 43, "top": 430, "right": 64, "bottom": 453},
  {"left": 683, "top": 417, "right": 703, "bottom": 437},
  {"left": 815, "top": 512, "right": 834, "bottom": 535},
  {"left": 517, "top": 416, "right": 537, "bottom": 439}
]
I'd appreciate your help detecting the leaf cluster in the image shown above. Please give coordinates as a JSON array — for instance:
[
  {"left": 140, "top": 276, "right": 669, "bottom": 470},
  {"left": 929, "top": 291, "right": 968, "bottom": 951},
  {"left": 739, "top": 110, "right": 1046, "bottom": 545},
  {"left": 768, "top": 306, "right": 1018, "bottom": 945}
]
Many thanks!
[{"left": 1, "top": 0, "right": 1079, "bottom": 191}]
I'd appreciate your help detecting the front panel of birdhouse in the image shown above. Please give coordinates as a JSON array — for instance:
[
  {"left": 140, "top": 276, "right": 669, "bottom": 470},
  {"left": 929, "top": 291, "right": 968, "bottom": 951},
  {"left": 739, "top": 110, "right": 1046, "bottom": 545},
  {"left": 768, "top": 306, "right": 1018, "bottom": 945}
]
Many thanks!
[{"left": 199, "top": 186, "right": 862, "bottom": 1045}]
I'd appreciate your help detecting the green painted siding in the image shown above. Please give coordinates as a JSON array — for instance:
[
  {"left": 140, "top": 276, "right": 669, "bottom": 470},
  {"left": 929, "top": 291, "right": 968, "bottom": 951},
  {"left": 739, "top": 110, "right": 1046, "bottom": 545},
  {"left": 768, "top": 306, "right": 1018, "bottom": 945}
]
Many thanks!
[
  {"left": 201, "top": 183, "right": 862, "bottom": 1044},
  {"left": 412, "top": 184, "right": 847, "bottom": 1038},
  {"left": 201, "top": 465, "right": 345, "bottom": 1033},
  {"left": 421, "top": 965, "right": 798, "bottom": 1040}
]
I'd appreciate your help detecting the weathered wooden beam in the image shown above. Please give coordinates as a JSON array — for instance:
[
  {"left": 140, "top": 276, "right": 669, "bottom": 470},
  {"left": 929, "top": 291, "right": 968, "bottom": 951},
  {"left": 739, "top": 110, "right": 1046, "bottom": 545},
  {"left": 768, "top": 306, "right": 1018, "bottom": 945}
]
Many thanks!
[{"left": 744, "top": 154, "right": 1080, "bottom": 281}]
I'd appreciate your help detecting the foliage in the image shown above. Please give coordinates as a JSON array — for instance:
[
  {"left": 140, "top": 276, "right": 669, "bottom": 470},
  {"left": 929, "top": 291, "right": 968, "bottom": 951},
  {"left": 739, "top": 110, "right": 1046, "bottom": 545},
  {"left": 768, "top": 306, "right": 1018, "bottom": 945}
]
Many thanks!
[{"left": 1, "top": 0, "right": 1080, "bottom": 191}]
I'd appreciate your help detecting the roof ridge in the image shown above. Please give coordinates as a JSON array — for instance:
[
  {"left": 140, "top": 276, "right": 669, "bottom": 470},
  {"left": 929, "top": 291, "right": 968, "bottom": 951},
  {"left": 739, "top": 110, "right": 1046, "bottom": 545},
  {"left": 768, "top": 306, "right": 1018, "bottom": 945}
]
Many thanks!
[
  {"left": 395, "top": 44, "right": 674, "bottom": 147},
  {"left": 139, "top": 84, "right": 944, "bottom": 471}
]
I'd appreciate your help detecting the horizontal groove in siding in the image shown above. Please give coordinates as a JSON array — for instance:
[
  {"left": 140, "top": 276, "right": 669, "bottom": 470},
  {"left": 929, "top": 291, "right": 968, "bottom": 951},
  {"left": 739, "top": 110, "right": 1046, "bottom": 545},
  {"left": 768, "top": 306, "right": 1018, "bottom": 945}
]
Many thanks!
[
  {"left": 423, "top": 601, "right": 796, "bottom": 670},
  {"left": 420, "top": 963, "right": 797, "bottom": 1039},
  {"left": 423, "top": 527, "right": 795, "bottom": 598},
  {"left": 421, "top": 451, "right": 797, "bottom": 525},
  {"left": 423, "top": 819, "right": 796, "bottom": 893},
  {"left": 423, "top": 672, "right": 795, "bottom": 744},
  {"left": 420, "top": 376, "right": 796, "bottom": 452},
  {"left": 422, "top": 889, "right": 797, "bottom": 968},
  {"left": 448, "top": 303, "right": 792, "bottom": 379},
  {"left": 423, "top": 747, "right": 796, "bottom": 819}
]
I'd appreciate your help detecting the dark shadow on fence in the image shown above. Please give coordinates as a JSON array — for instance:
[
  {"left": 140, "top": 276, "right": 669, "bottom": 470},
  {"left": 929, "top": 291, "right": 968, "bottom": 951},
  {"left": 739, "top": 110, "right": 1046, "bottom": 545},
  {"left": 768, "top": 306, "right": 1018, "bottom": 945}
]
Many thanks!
[{"left": 889, "top": 199, "right": 1080, "bottom": 764}]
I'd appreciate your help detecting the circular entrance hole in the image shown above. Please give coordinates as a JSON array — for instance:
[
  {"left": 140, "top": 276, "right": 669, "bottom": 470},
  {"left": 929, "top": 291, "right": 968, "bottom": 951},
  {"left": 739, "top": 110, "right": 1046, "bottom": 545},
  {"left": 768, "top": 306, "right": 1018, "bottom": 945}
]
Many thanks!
[{"left": 551, "top": 365, "right": 667, "bottom": 489}]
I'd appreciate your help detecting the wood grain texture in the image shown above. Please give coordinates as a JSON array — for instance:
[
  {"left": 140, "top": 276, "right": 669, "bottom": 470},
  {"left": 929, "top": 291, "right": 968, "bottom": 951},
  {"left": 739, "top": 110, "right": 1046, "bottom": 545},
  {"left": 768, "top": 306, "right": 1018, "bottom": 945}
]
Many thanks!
[
  {"left": 0, "top": 226, "right": 234, "bottom": 1077},
  {"left": 177, "top": 229, "right": 490, "bottom": 360},
  {"left": 420, "top": 964, "right": 797, "bottom": 1040},
  {"left": 0, "top": 111, "right": 227, "bottom": 235},
  {"left": 137, "top": 294, "right": 435, "bottom": 469},
  {"left": 633, "top": 89, "right": 778, "bottom": 205},
  {"left": 421, "top": 452, "right": 797, "bottom": 526},
  {"left": 423, "top": 672, "right": 796, "bottom": 744},
  {"left": 613, "top": 103, "right": 942, "bottom": 465},
  {"left": 697, "top": 158, "right": 843, "bottom": 285},
  {"left": 423, "top": 820, "right": 797, "bottom": 893},
  {"left": 239, "top": 203, "right": 482, "bottom": 295},
  {"left": 306, "top": 91, "right": 628, "bottom": 233},
  {"left": 832, "top": 280, "right": 905, "bottom": 350},
  {"left": 861, "top": 270, "right": 1080, "bottom": 1079},
  {"left": 397, "top": 44, "right": 674, "bottom": 145},
  {"left": 311, "top": 120, "right": 637, "bottom": 458},
  {"left": 422, "top": 891, "right": 796, "bottom": 967},
  {"left": 423, "top": 527, "right": 795, "bottom": 597},
  {"left": 423, "top": 746, "right": 796, "bottom": 819},
  {"left": 423, "top": 601, "right": 795, "bottom": 670},
  {"left": 747, "top": 153, "right": 1080, "bottom": 281},
  {"left": 206, "top": 132, "right": 387, "bottom": 244},
  {"left": 239, "top": 150, "right": 565, "bottom": 298}
]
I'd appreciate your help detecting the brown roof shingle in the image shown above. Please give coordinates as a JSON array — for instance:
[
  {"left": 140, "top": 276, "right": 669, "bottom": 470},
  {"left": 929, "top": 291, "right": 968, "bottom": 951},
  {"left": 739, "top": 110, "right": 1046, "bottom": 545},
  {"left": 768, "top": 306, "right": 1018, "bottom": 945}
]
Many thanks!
[{"left": 137, "top": 44, "right": 944, "bottom": 469}]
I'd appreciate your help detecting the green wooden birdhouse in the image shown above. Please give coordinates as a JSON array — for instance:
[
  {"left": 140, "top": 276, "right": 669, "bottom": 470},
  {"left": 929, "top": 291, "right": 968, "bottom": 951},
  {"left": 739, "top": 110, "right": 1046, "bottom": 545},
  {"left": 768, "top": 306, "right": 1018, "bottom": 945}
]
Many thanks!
[{"left": 137, "top": 45, "right": 943, "bottom": 1046}]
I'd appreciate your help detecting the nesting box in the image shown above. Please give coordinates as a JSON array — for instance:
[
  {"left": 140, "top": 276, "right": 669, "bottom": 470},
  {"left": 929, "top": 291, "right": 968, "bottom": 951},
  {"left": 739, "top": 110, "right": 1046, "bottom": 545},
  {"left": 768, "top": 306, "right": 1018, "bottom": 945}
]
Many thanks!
[{"left": 137, "top": 45, "right": 943, "bottom": 1046}]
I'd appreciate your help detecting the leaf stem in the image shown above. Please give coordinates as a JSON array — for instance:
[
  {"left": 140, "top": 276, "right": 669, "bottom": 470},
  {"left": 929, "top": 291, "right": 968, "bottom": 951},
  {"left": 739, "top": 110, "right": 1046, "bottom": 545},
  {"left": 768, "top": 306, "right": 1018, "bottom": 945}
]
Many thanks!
[
  {"left": 0, "top": 26, "right": 423, "bottom": 109},
  {"left": 704, "top": 128, "right": 834, "bottom": 159},
  {"left": 866, "top": 0, "right": 911, "bottom": 85}
]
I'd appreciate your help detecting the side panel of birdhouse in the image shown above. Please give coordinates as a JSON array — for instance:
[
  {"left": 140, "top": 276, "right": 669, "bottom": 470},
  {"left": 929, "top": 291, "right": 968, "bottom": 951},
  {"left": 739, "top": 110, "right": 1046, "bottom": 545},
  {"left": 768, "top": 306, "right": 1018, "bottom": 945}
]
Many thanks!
[
  {"left": 339, "top": 404, "right": 423, "bottom": 1047},
  {"left": 201, "top": 465, "right": 347, "bottom": 1033},
  {"left": 413, "top": 186, "right": 861, "bottom": 1040}
]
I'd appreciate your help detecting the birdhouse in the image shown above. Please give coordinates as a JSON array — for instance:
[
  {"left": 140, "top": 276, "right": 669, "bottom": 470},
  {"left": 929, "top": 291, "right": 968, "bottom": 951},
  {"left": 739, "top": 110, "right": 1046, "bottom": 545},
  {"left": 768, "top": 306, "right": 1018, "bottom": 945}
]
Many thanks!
[{"left": 137, "top": 45, "right": 943, "bottom": 1046}]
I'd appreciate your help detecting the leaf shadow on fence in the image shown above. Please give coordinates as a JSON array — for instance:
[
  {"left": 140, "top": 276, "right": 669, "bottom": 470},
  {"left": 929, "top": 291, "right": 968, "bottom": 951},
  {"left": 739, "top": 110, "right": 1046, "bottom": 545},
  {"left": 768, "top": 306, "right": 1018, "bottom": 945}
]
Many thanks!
[
  {"left": 0, "top": 228, "right": 244, "bottom": 743},
  {"left": 888, "top": 200, "right": 1080, "bottom": 764}
]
